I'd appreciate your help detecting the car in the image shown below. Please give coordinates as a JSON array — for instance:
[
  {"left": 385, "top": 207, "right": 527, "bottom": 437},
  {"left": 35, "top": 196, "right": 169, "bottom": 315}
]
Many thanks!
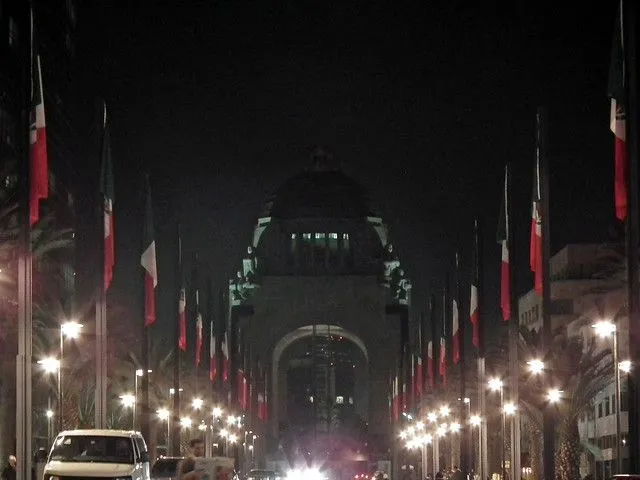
[
  {"left": 151, "top": 456, "right": 184, "bottom": 480},
  {"left": 44, "top": 429, "right": 151, "bottom": 480}
]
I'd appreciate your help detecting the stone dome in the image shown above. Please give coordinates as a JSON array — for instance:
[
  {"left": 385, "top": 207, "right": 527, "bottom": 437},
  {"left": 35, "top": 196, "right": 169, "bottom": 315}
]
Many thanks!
[{"left": 261, "top": 156, "right": 376, "bottom": 220}]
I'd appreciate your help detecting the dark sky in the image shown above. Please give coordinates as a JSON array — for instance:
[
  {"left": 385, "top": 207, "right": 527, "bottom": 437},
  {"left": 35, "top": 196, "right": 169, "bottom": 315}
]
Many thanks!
[{"left": 73, "top": 1, "right": 619, "bottom": 338}]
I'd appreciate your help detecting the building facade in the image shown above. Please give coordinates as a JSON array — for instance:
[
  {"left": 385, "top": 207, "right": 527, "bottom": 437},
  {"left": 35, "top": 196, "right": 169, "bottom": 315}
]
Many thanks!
[{"left": 226, "top": 152, "right": 412, "bottom": 475}]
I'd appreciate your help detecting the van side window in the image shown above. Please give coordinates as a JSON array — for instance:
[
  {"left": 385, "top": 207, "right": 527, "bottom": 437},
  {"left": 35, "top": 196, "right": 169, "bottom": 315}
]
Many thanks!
[{"left": 135, "top": 437, "right": 148, "bottom": 462}]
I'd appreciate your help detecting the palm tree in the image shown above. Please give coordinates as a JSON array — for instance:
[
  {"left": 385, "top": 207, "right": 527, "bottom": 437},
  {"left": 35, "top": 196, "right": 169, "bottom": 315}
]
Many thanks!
[{"left": 0, "top": 207, "right": 74, "bottom": 457}]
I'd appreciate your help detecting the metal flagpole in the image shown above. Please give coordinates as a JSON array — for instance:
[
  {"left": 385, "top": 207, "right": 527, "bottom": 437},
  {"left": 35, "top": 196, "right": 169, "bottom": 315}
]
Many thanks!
[
  {"left": 17, "top": 6, "right": 34, "bottom": 479},
  {"left": 623, "top": 0, "right": 640, "bottom": 469},
  {"left": 172, "top": 223, "right": 182, "bottom": 456},
  {"left": 538, "top": 106, "right": 555, "bottom": 480},
  {"left": 95, "top": 101, "right": 108, "bottom": 429},
  {"left": 475, "top": 218, "right": 488, "bottom": 480},
  {"left": 506, "top": 163, "right": 521, "bottom": 480}
]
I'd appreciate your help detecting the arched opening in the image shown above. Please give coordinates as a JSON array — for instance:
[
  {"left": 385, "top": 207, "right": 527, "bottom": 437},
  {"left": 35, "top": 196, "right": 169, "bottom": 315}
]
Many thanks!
[{"left": 271, "top": 325, "right": 369, "bottom": 443}]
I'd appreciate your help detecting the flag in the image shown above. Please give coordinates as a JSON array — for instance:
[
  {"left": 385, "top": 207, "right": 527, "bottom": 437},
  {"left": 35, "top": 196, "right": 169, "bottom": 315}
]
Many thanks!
[
  {"left": 427, "top": 340, "right": 434, "bottom": 388},
  {"left": 178, "top": 288, "right": 187, "bottom": 351},
  {"left": 530, "top": 158, "right": 543, "bottom": 294},
  {"left": 29, "top": 53, "right": 48, "bottom": 226},
  {"left": 222, "top": 331, "right": 229, "bottom": 382},
  {"left": 470, "top": 220, "right": 480, "bottom": 348},
  {"left": 237, "top": 368, "right": 248, "bottom": 410},
  {"left": 392, "top": 375, "right": 399, "bottom": 421},
  {"left": 497, "top": 165, "right": 511, "bottom": 321},
  {"left": 195, "top": 312, "right": 203, "bottom": 366},
  {"left": 209, "top": 319, "right": 217, "bottom": 383},
  {"left": 416, "top": 355, "right": 423, "bottom": 398},
  {"left": 439, "top": 336, "right": 447, "bottom": 387},
  {"left": 608, "top": 6, "right": 627, "bottom": 221},
  {"left": 141, "top": 176, "right": 157, "bottom": 326},
  {"left": 100, "top": 110, "right": 115, "bottom": 290},
  {"left": 452, "top": 299, "right": 460, "bottom": 364}
]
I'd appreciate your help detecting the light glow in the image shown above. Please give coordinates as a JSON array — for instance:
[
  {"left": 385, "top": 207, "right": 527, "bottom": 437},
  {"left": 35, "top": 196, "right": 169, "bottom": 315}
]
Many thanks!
[
  {"left": 38, "top": 357, "right": 60, "bottom": 373},
  {"left": 157, "top": 408, "right": 170, "bottom": 420},
  {"left": 592, "top": 321, "right": 616, "bottom": 338},
  {"left": 488, "top": 377, "right": 503, "bottom": 391},
  {"left": 61, "top": 321, "right": 83, "bottom": 339},
  {"left": 527, "top": 359, "right": 544, "bottom": 374},
  {"left": 620, "top": 360, "right": 632, "bottom": 373}
]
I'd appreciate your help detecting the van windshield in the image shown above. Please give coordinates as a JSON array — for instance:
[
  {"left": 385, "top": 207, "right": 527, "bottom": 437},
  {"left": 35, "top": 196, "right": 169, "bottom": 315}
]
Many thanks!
[{"left": 49, "top": 435, "right": 134, "bottom": 464}]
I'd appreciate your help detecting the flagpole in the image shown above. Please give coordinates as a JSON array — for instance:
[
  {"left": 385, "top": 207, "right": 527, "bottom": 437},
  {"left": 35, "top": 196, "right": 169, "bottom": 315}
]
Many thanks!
[
  {"left": 94, "top": 100, "right": 108, "bottom": 430},
  {"left": 172, "top": 222, "right": 182, "bottom": 456},
  {"left": 506, "top": 163, "right": 521, "bottom": 480},
  {"left": 538, "top": 106, "right": 555, "bottom": 480},
  {"left": 16, "top": 5, "right": 34, "bottom": 479},
  {"left": 474, "top": 218, "right": 488, "bottom": 480},
  {"left": 623, "top": 0, "right": 640, "bottom": 469},
  {"left": 140, "top": 174, "right": 153, "bottom": 445},
  {"left": 456, "top": 252, "right": 468, "bottom": 474}
]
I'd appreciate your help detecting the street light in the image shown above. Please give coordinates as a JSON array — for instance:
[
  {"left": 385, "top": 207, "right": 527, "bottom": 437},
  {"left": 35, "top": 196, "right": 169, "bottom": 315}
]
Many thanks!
[
  {"left": 547, "top": 389, "right": 562, "bottom": 404},
  {"left": 527, "top": 359, "right": 545, "bottom": 375},
  {"left": 180, "top": 417, "right": 192, "bottom": 429},
  {"left": 488, "top": 378, "right": 506, "bottom": 480},
  {"left": 60, "top": 321, "right": 82, "bottom": 431},
  {"left": 620, "top": 360, "right": 632, "bottom": 373},
  {"left": 192, "top": 398, "right": 204, "bottom": 410},
  {"left": 134, "top": 369, "right": 152, "bottom": 429},
  {"left": 593, "top": 320, "right": 622, "bottom": 474}
]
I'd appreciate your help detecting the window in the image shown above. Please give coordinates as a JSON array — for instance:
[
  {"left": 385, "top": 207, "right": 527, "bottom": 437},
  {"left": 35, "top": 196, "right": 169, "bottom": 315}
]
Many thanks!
[
  {"left": 612, "top": 395, "right": 616, "bottom": 414},
  {"left": 315, "top": 233, "right": 325, "bottom": 240},
  {"left": 335, "top": 396, "right": 344, "bottom": 404},
  {"left": 328, "top": 233, "right": 338, "bottom": 250},
  {"left": 49, "top": 435, "right": 134, "bottom": 464},
  {"left": 604, "top": 396, "right": 610, "bottom": 416},
  {"left": 598, "top": 403, "right": 603, "bottom": 418},
  {"left": 342, "top": 233, "right": 350, "bottom": 250},
  {"left": 66, "top": 0, "right": 77, "bottom": 25},
  {"left": 291, "top": 233, "right": 297, "bottom": 254}
]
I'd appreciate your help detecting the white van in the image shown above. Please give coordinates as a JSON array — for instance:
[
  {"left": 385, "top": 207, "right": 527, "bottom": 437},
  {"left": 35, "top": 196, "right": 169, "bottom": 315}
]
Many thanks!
[{"left": 44, "top": 429, "right": 151, "bottom": 480}]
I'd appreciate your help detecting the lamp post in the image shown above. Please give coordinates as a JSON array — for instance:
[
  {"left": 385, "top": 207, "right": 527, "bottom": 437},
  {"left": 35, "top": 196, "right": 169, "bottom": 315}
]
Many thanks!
[
  {"left": 38, "top": 357, "right": 60, "bottom": 431},
  {"left": 60, "top": 321, "right": 82, "bottom": 431},
  {"left": 134, "top": 369, "right": 152, "bottom": 429},
  {"left": 120, "top": 393, "right": 136, "bottom": 427},
  {"left": 157, "top": 408, "right": 170, "bottom": 452},
  {"left": 489, "top": 378, "right": 505, "bottom": 480},
  {"left": 470, "top": 414, "right": 481, "bottom": 474},
  {"left": 45, "top": 401, "right": 54, "bottom": 446},
  {"left": 593, "top": 321, "right": 621, "bottom": 474}
]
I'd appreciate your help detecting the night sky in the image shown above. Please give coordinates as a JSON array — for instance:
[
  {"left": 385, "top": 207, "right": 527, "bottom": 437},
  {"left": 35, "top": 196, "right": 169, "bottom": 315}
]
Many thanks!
[{"left": 72, "top": 1, "right": 619, "bottom": 338}]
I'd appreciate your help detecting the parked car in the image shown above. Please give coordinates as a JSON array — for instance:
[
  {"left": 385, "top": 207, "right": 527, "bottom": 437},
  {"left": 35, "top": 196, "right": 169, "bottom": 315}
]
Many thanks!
[
  {"left": 151, "top": 456, "right": 184, "bottom": 480},
  {"left": 44, "top": 429, "right": 151, "bottom": 480}
]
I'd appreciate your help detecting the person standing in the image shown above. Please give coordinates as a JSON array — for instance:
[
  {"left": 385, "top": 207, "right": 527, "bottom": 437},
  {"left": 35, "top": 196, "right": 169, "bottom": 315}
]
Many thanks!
[
  {"left": 1, "top": 455, "right": 16, "bottom": 480},
  {"left": 178, "top": 439, "right": 205, "bottom": 480}
]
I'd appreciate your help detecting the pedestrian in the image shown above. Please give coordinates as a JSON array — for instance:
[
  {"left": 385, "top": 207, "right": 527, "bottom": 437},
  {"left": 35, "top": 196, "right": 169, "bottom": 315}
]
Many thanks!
[
  {"left": 1, "top": 455, "right": 16, "bottom": 480},
  {"left": 178, "top": 439, "right": 205, "bottom": 480},
  {"left": 451, "top": 466, "right": 464, "bottom": 480}
]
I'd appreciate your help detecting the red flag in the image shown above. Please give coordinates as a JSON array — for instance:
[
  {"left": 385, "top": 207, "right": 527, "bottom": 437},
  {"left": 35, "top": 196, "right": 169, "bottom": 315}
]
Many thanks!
[
  {"left": 416, "top": 355, "right": 423, "bottom": 398},
  {"left": 608, "top": 6, "right": 627, "bottom": 221},
  {"left": 392, "top": 376, "right": 399, "bottom": 421},
  {"left": 141, "top": 177, "right": 157, "bottom": 326},
  {"left": 222, "top": 331, "right": 229, "bottom": 383},
  {"left": 29, "top": 54, "right": 48, "bottom": 226},
  {"left": 452, "top": 299, "right": 460, "bottom": 364},
  {"left": 178, "top": 288, "right": 187, "bottom": 351},
  {"left": 530, "top": 159, "right": 543, "bottom": 294},
  {"left": 195, "top": 313, "right": 203, "bottom": 366},
  {"left": 100, "top": 109, "right": 115, "bottom": 290},
  {"left": 209, "top": 320, "right": 217, "bottom": 383},
  {"left": 439, "top": 337, "right": 447, "bottom": 387},
  {"left": 498, "top": 165, "right": 511, "bottom": 321},
  {"left": 427, "top": 341, "right": 434, "bottom": 388}
]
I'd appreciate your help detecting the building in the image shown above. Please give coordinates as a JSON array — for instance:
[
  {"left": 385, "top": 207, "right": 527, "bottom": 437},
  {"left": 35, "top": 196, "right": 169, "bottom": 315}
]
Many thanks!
[
  {"left": 226, "top": 150, "right": 412, "bottom": 475},
  {"left": 517, "top": 242, "right": 628, "bottom": 476}
]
